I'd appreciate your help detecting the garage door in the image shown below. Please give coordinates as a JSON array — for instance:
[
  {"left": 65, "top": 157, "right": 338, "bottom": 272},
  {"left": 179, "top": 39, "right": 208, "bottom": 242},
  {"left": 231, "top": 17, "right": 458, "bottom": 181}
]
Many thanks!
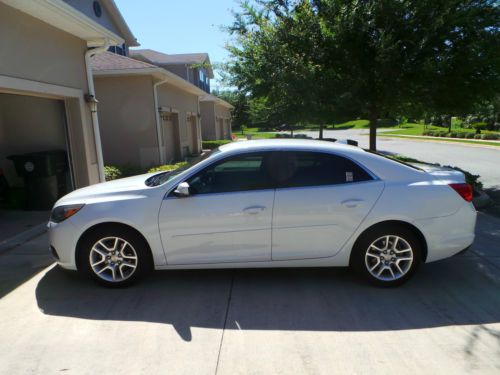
[
  {"left": 190, "top": 116, "right": 199, "bottom": 154},
  {"left": 162, "top": 114, "right": 178, "bottom": 163},
  {"left": 0, "top": 93, "right": 73, "bottom": 210},
  {"left": 218, "top": 118, "right": 224, "bottom": 140}
]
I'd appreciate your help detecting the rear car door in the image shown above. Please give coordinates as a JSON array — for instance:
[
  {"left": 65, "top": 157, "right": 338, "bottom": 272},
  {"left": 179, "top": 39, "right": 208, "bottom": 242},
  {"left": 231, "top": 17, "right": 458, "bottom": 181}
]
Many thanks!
[
  {"left": 271, "top": 151, "right": 384, "bottom": 261},
  {"left": 159, "top": 152, "right": 275, "bottom": 265}
]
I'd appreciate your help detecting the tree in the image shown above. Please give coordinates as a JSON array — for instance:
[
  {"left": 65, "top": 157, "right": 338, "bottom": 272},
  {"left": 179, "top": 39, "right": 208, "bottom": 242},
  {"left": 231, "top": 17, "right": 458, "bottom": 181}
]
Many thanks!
[
  {"left": 212, "top": 89, "right": 251, "bottom": 129},
  {"left": 225, "top": 0, "right": 500, "bottom": 150}
]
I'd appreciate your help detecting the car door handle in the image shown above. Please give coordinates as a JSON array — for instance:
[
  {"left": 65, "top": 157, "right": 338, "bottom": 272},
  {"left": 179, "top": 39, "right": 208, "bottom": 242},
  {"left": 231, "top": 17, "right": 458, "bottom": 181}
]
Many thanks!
[
  {"left": 243, "top": 205, "right": 266, "bottom": 215},
  {"left": 341, "top": 199, "right": 364, "bottom": 208}
]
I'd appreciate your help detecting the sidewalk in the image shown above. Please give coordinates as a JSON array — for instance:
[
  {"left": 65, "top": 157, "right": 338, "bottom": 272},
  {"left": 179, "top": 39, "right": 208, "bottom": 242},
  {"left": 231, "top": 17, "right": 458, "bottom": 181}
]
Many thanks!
[{"left": 380, "top": 133, "right": 500, "bottom": 148}]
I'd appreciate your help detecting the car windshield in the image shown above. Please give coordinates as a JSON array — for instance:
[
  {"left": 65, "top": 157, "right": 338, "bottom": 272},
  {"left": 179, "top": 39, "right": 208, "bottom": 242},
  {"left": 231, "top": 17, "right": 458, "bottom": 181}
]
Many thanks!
[{"left": 145, "top": 149, "right": 219, "bottom": 187}]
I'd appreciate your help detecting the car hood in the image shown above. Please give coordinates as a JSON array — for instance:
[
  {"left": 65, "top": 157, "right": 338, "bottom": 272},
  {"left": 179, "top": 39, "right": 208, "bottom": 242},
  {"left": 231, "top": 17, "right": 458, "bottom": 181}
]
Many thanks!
[{"left": 55, "top": 173, "right": 157, "bottom": 206}]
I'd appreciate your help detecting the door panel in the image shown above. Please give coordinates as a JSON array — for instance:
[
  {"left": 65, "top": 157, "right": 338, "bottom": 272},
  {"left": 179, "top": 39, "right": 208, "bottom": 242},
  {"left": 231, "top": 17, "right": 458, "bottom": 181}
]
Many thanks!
[
  {"left": 159, "top": 190, "right": 274, "bottom": 264},
  {"left": 272, "top": 181, "right": 384, "bottom": 260},
  {"left": 159, "top": 151, "right": 275, "bottom": 265}
]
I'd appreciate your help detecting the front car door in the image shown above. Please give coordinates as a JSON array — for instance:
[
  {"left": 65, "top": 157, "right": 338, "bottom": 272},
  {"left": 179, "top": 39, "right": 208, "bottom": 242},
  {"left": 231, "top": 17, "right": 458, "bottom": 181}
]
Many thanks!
[
  {"left": 271, "top": 151, "right": 384, "bottom": 261},
  {"left": 158, "top": 152, "right": 275, "bottom": 265}
]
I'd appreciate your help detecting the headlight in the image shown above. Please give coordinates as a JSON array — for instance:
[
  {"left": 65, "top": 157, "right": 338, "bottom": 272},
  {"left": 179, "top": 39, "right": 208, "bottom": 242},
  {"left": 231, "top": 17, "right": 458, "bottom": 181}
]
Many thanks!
[{"left": 50, "top": 204, "right": 85, "bottom": 223}]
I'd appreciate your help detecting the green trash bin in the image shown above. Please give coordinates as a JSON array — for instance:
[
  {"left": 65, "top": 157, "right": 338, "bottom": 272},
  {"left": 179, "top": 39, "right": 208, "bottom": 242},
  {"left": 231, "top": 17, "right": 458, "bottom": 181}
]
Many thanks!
[{"left": 7, "top": 150, "right": 68, "bottom": 210}]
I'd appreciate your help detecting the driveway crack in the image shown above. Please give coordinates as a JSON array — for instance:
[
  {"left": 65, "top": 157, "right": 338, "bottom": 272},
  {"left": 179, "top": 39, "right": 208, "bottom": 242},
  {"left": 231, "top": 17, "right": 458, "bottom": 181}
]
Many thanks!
[{"left": 214, "top": 271, "right": 235, "bottom": 375}]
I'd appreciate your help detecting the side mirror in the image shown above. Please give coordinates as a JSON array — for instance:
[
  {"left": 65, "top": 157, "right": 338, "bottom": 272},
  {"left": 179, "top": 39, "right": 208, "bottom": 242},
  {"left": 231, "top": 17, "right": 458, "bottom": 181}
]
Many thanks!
[{"left": 173, "top": 182, "right": 190, "bottom": 197}]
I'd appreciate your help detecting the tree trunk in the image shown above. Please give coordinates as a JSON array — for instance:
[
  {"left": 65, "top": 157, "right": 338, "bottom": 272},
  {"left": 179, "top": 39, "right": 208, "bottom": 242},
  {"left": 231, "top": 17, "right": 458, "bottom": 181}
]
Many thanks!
[
  {"left": 319, "top": 123, "right": 324, "bottom": 139},
  {"left": 446, "top": 115, "right": 452, "bottom": 133},
  {"left": 369, "top": 111, "right": 378, "bottom": 151}
]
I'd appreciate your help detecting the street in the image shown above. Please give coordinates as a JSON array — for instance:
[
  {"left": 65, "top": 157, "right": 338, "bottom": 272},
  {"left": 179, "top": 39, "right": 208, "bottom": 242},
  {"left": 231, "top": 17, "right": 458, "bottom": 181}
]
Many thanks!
[{"left": 0, "top": 212, "right": 499, "bottom": 374}]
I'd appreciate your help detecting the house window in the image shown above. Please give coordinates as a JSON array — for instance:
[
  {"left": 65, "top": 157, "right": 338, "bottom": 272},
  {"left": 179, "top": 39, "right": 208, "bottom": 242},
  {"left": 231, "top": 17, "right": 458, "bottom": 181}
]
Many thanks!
[{"left": 93, "top": 1, "right": 102, "bottom": 17}]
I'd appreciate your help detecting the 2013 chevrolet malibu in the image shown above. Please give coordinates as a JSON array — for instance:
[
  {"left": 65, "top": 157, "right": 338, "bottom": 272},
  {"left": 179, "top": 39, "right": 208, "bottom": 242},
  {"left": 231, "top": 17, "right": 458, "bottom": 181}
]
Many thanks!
[{"left": 48, "top": 140, "right": 476, "bottom": 287}]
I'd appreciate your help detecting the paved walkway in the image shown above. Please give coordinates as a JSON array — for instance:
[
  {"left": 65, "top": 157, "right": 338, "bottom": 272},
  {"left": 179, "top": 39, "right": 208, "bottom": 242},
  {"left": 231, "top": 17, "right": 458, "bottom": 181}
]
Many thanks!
[{"left": 0, "top": 213, "right": 499, "bottom": 374}]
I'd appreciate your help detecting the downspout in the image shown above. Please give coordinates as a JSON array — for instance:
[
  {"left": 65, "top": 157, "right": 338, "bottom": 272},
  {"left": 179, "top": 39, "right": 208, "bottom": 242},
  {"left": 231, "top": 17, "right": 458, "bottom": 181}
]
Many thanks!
[
  {"left": 153, "top": 79, "right": 168, "bottom": 165},
  {"left": 84, "top": 39, "right": 110, "bottom": 183}
]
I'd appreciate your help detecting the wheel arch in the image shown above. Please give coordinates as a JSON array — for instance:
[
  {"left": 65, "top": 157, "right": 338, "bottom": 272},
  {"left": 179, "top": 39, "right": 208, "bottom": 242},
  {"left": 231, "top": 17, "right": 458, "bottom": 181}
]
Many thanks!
[
  {"left": 349, "top": 220, "right": 428, "bottom": 265},
  {"left": 75, "top": 222, "right": 154, "bottom": 271}
]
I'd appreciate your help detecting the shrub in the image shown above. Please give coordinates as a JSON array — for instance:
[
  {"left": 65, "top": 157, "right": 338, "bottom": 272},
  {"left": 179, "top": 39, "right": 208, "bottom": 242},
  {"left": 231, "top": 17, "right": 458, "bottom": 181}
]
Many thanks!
[
  {"left": 104, "top": 165, "right": 122, "bottom": 181},
  {"left": 456, "top": 132, "right": 466, "bottom": 138},
  {"left": 436, "top": 131, "right": 448, "bottom": 137},
  {"left": 423, "top": 130, "right": 435, "bottom": 136},
  {"left": 472, "top": 122, "right": 487, "bottom": 130},
  {"left": 449, "top": 132, "right": 458, "bottom": 138},
  {"left": 465, "top": 133, "right": 476, "bottom": 139},
  {"left": 474, "top": 134, "right": 482, "bottom": 139},
  {"left": 481, "top": 133, "right": 499, "bottom": 140},
  {"left": 148, "top": 162, "right": 188, "bottom": 173},
  {"left": 202, "top": 140, "right": 232, "bottom": 150}
]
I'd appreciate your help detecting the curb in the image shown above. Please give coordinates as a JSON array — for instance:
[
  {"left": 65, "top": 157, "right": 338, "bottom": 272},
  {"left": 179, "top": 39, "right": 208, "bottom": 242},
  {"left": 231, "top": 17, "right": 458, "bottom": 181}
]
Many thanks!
[{"left": 0, "top": 222, "right": 48, "bottom": 254}]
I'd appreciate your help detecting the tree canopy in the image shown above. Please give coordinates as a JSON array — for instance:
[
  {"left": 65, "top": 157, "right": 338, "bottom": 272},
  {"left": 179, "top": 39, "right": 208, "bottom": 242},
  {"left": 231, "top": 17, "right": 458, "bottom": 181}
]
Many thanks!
[{"left": 225, "top": 0, "right": 500, "bottom": 150}]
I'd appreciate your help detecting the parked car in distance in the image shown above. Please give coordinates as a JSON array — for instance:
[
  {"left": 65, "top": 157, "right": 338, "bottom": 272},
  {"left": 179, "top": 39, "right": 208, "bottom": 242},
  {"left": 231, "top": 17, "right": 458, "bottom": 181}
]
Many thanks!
[{"left": 48, "top": 139, "right": 476, "bottom": 287}]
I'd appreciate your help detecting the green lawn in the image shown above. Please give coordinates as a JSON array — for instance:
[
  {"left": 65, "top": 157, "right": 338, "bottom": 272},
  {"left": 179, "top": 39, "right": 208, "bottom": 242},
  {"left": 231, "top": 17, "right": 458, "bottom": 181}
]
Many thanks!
[{"left": 234, "top": 127, "right": 277, "bottom": 139}]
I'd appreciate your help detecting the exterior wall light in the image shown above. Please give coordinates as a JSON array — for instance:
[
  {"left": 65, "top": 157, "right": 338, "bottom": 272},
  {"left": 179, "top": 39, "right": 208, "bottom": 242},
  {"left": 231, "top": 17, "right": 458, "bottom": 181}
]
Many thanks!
[{"left": 85, "top": 94, "right": 99, "bottom": 113}]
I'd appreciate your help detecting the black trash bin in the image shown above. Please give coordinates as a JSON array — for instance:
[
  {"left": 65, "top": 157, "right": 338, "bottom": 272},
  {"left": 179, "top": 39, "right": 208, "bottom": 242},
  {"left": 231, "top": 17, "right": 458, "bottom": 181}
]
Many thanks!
[{"left": 7, "top": 150, "right": 68, "bottom": 210}]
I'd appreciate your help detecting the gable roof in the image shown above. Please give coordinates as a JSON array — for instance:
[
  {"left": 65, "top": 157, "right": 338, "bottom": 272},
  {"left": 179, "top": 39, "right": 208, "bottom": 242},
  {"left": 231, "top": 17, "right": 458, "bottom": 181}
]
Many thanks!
[
  {"left": 101, "top": 0, "right": 139, "bottom": 47},
  {"left": 91, "top": 52, "right": 208, "bottom": 96},
  {"left": 130, "top": 49, "right": 214, "bottom": 78},
  {"left": 200, "top": 94, "right": 234, "bottom": 110}
]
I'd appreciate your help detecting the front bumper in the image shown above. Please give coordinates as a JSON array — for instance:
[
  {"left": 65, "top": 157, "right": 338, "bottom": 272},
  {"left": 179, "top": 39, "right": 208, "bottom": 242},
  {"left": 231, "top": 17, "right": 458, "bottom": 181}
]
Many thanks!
[{"left": 47, "top": 220, "right": 79, "bottom": 270}]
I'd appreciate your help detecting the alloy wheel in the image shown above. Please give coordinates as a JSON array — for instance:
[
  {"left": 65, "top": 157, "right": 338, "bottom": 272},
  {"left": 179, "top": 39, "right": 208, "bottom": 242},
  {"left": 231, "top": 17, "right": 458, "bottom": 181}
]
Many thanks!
[
  {"left": 89, "top": 236, "right": 138, "bottom": 282},
  {"left": 364, "top": 235, "right": 414, "bottom": 281}
]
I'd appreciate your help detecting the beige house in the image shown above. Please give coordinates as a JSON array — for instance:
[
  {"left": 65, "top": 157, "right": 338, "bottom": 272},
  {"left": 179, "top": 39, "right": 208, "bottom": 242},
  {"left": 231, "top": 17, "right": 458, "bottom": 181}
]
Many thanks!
[
  {"left": 200, "top": 95, "right": 234, "bottom": 140},
  {"left": 0, "top": 0, "right": 137, "bottom": 203},
  {"left": 92, "top": 52, "right": 207, "bottom": 169},
  {"left": 131, "top": 49, "right": 233, "bottom": 141}
]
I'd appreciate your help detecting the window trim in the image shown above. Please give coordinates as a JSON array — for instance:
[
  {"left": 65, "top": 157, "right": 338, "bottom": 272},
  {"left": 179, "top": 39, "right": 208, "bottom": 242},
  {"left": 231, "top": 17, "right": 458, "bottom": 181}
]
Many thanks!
[{"left": 165, "top": 149, "right": 380, "bottom": 198}]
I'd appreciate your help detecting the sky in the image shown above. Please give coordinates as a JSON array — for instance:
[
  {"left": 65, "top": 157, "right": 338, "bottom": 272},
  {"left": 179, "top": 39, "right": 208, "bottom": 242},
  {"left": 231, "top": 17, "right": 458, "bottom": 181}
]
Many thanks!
[{"left": 115, "top": 0, "right": 239, "bottom": 90}]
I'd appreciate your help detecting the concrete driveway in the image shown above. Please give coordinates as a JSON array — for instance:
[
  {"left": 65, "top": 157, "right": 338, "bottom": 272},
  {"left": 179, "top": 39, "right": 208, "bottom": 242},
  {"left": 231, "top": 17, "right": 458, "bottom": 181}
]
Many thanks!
[
  {"left": 0, "top": 213, "right": 499, "bottom": 374},
  {"left": 298, "top": 129, "right": 500, "bottom": 190}
]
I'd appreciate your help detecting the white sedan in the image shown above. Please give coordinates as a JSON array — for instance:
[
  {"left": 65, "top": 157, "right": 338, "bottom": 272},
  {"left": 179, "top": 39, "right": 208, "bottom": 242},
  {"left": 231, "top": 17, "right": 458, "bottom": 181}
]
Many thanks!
[{"left": 48, "top": 139, "right": 476, "bottom": 287}]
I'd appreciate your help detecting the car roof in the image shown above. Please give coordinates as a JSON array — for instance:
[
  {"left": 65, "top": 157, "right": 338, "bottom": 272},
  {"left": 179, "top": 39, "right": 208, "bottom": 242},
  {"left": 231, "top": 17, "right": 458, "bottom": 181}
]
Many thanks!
[{"left": 218, "top": 139, "right": 365, "bottom": 155}]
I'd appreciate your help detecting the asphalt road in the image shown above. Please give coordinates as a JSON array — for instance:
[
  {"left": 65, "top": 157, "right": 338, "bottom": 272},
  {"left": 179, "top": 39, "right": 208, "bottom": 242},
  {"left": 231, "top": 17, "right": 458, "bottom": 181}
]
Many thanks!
[
  {"left": 0, "top": 213, "right": 499, "bottom": 374},
  {"left": 298, "top": 129, "right": 500, "bottom": 190}
]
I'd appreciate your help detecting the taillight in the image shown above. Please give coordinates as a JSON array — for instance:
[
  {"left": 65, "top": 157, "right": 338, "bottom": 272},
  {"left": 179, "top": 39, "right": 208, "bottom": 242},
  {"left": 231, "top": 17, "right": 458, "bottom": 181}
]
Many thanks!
[{"left": 449, "top": 183, "right": 473, "bottom": 202}]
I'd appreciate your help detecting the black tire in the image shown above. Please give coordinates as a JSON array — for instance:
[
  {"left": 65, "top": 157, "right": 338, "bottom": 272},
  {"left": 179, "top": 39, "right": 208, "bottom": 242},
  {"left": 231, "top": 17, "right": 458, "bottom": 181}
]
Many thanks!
[
  {"left": 350, "top": 224, "right": 422, "bottom": 287},
  {"left": 76, "top": 225, "right": 153, "bottom": 287}
]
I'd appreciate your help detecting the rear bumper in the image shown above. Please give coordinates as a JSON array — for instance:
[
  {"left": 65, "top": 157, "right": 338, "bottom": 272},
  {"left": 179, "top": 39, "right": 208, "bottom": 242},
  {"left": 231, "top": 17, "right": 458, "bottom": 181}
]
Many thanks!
[{"left": 415, "top": 203, "right": 476, "bottom": 263}]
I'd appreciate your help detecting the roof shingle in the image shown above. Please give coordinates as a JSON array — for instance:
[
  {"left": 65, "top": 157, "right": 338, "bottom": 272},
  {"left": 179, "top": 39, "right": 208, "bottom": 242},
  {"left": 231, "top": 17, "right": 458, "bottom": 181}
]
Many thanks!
[{"left": 91, "top": 51, "right": 158, "bottom": 71}]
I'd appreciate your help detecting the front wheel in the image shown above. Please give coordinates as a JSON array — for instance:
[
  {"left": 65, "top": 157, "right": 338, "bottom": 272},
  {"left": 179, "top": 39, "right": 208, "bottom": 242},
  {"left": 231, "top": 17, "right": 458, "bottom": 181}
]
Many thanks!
[
  {"left": 351, "top": 226, "right": 422, "bottom": 287},
  {"left": 77, "top": 226, "right": 152, "bottom": 287}
]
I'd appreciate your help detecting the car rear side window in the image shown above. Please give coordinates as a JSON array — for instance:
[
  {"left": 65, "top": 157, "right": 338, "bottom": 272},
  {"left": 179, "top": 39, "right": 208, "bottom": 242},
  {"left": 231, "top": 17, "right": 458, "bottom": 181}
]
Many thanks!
[
  {"left": 270, "top": 151, "right": 373, "bottom": 188},
  {"left": 186, "top": 152, "right": 273, "bottom": 195}
]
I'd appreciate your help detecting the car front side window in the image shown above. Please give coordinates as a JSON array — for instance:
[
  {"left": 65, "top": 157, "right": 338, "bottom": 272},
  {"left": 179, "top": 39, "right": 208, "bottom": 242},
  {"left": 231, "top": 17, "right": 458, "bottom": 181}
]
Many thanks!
[{"left": 184, "top": 152, "right": 273, "bottom": 195}]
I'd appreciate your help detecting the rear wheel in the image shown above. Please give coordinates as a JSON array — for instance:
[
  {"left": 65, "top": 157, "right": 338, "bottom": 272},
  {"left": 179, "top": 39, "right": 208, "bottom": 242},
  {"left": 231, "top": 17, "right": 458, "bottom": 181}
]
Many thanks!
[
  {"left": 351, "top": 225, "right": 422, "bottom": 287},
  {"left": 77, "top": 226, "right": 152, "bottom": 287}
]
